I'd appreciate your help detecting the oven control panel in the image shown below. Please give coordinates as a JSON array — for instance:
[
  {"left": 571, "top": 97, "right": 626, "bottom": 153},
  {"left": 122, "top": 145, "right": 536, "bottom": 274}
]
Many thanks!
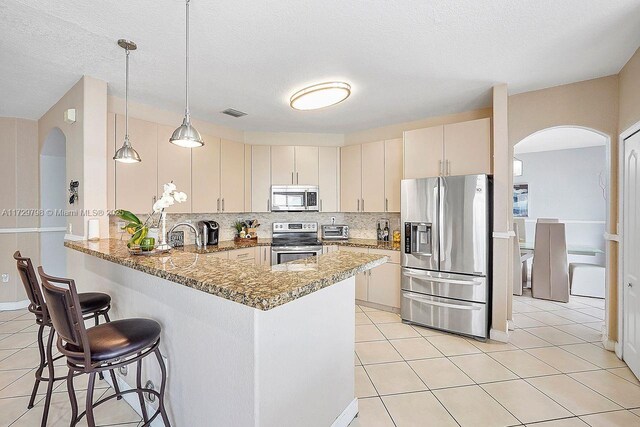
[{"left": 272, "top": 222, "right": 318, "bottom": 232}]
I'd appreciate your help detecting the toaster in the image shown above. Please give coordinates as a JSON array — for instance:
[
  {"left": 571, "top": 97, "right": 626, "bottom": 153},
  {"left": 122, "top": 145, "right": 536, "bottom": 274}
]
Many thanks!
[{"left": 321, "top": 224, "right": 349, "bottom": 240}]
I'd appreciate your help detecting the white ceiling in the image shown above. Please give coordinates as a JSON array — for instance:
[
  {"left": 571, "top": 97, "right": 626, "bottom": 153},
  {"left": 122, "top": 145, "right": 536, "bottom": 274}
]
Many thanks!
[
  {"left": 514, "top": 127, "right": 607, "bottom": 154},
  {"left": 2, "top": 0, "right": 640, "bottom": 133}
]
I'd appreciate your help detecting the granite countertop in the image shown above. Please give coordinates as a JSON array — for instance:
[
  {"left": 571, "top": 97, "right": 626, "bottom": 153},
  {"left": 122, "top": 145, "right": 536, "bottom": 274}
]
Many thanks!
[
  {"left": 164, "top": 237, "right": 400, "bottom": 253},
  {"left": 64, "top": 239, "right": 387, "bottom": 311}
]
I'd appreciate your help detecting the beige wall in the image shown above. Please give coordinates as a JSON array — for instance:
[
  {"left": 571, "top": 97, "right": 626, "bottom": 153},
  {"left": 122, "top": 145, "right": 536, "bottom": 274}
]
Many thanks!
[
  {"left": 619, "top": 47, "right": 640, "bottom": 133},
  {"left": 508, "top": 75, "right": 620, "bottom": 343},
  {"left": 108, "top": 96, "right": 244, "bottom": 143},
  {"left": 0, "top": 117, "right": 39, "bottom": 304},
  {"left": 39, "top": 78, "right": 86, "bottom": 237},
  {"left": 39, "top": 76, "right": 109, "bottom": 240},
  {"left": 491, "top": 85, "right": 513, "bottom": 341},
  {"left": 244, "top": 131, "right": 344, "bottom": 146}
]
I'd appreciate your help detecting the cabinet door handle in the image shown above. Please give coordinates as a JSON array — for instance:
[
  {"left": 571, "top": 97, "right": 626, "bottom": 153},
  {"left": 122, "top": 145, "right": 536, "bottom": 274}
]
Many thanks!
[
  {"left": 357, "top": 199, "right": 360, "bottom": 212},
  {"left": 217, "top": 198, "right": 220, "bottom": 212},
  {"left": 291, "top": 172, "right": 294, "bottom": 184},
  {"left": 222, "top": 198, "right": 225, "bottom": 212},
  {"left": 320, "top": 199, "right": 323, "bottom": 212},
  {"left": 296, "top": 172, "right": 299, "bottom": 184},
  {"left": 439, "top": 160, "right": 443, "bottom": 176},
  {"left": 362, "top": 198, "right": 365, "bottom": 212},
  {"left": 385, "top": 198, "right": 388, "bottom": 212},
  {"left": 264, "top": 248, "right": 267, "bottom": 262},
  {"left": 446, "top": 160, "right": 451, "bottom": 176}
]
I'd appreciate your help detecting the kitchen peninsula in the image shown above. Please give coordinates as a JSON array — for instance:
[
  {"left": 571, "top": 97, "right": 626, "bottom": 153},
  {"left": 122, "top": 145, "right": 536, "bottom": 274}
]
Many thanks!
[{"left": 65, "top": 239, "right": 387, "bottom": 426}]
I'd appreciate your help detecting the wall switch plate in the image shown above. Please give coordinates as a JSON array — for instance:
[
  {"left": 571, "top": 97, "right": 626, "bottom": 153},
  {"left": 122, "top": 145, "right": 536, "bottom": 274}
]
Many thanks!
[{"left": 1, "top": 274, "right": 9, "bottom": 283}]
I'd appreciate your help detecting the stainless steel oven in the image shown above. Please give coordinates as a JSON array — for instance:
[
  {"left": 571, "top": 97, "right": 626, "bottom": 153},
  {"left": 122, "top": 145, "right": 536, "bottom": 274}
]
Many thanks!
[
  {"left": 270, "top": 222, "right": 323, "bottom": 265},
  {"left": 271, "top": 185, "right": 319, "bottom": 212}
]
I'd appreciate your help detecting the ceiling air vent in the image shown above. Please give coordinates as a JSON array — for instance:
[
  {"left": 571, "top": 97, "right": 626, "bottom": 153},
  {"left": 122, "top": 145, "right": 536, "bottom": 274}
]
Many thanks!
[{"left": 221, "top": 108, "right": 247, "bottom": 118}]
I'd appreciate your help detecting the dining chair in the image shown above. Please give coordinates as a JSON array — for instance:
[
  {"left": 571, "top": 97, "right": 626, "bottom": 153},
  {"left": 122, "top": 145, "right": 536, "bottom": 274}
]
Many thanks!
[
  {"left": 513, "top": 222, "right": 523, "bottom": 296},
  {"left": 531, "top": 222, "right": 569, "bottom": 302}
]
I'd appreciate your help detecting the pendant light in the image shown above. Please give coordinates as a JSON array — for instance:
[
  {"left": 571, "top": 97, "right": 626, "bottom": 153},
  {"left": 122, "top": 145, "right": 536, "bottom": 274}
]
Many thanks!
[
  {"left": 170, "top": 0, "right": 204, "bottom": 148},
  {"left": 113, "top": 39, "right": 142, "bottom": 163}
]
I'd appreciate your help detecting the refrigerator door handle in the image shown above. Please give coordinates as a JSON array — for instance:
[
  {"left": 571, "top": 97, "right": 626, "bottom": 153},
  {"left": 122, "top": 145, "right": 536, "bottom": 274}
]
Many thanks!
[
  {"left": 439, "top": 178, "right": 446, "bottom": 263},
  {"left": 404, "top": 293, "right": 482, "bottom": 311},
  {"left": 403, "top": 271, "right": 482, "bottom": 286}
]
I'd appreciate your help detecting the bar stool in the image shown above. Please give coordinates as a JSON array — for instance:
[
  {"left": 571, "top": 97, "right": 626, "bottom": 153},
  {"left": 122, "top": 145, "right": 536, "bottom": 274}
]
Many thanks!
[
  {"left": 37, "top": 267, "right": 171, "bottom": 427},
  {"left": 13, "top": 251, "right": 120, "bottom": 427}
]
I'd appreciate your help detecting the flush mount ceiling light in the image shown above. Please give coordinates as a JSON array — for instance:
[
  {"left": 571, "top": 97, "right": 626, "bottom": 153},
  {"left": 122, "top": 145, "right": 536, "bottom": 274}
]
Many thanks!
[
  {"left": 170, "top": 0, "right": 204, "bottom": 148},
  {"left": 113, "top": 39, "right": 142, "bottom": 163},
  {"left": 290, "top": 82, "right": 351, "bottom": 110}
]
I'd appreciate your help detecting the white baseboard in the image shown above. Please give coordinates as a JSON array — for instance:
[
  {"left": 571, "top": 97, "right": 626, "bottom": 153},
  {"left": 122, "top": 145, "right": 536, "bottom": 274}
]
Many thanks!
[
  {"left": 615, "top": 341, "right": 623, "bottom": 359},
  {"left": 332, "top": 398, "right": 358, "bottom": 427},
  {"left": 490, "top": 328, "right": 510, "bottom": 343},
  {"left": 507, "top": 319, "right": 515, "bottom": 331},
  {"left": 0, "top": 300, "right": 29, "bottom": 311}
]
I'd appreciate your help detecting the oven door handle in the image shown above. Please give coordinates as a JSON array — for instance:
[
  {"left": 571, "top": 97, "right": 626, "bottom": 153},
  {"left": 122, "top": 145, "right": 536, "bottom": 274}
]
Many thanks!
[{"left": 271, "top": 246, "right": 323, "bottom": 252}]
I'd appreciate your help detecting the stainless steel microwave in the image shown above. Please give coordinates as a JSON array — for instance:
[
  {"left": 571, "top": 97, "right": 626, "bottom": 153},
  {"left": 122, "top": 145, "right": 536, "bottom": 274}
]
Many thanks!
[{"left": 270, "top": 185, "right": 319, "bottom": 211}]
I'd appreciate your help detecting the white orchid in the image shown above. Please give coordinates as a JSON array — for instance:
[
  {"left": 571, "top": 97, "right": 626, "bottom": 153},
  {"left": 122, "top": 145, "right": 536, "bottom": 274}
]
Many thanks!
[
  {"left": 163, "top": 182, "right": 177, "bottom": 195},
  {"left": 153, "top": 182, "right": 188, "bottom": 213},
  {"left": 173, "top": 191, "right": 188, "bottom": 203}
]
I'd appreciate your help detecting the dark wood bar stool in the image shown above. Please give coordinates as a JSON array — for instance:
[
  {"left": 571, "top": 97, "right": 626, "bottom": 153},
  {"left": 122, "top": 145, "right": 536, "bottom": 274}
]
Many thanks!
[
  {"left": 37, "top": 267, "right": 171, "bottom": 427},
  {"left": 13, "top": 251, "right": 121, "bottom": 427}
]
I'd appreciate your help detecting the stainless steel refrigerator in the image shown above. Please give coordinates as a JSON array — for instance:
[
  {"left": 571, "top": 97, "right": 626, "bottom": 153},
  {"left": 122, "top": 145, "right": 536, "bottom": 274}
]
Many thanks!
[{"left": 401, "top": 174, "right": 491, "bottom": 338}]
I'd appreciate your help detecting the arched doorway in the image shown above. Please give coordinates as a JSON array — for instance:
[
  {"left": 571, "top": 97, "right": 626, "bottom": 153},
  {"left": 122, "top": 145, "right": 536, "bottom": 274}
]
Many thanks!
[
  {"left": 512, "top": 126, "right": 610, "bottom": 344},
  {"left": 40, "top": 127, "right": 67, "bottom": 277}
]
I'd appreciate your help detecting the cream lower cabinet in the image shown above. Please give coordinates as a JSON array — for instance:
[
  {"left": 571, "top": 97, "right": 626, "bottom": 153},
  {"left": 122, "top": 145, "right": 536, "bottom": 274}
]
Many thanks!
[
  {"left": 337, "top": 246, "right": 400, "bottom": 310},
  {"left": 255, "top": 246, "right": 271, "bottom": 265},
  {"left": 228, "top": 247, "right": 256, "bottom": 264},
  {"left": 318, "top": 147, "right": 339, "bottom": 212},
  {"left": 114, "top": 115, "right": 158, "bottom": 214}
]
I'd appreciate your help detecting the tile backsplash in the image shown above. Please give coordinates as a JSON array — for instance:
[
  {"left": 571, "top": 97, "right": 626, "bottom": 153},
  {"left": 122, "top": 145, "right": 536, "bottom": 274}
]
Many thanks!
[{"left": 110, "top": 212, "right": 400, "bottom": 243}]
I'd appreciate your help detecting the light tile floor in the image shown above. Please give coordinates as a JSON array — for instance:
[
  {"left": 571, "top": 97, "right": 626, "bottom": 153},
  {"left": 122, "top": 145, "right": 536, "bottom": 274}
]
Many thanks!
[
  {"left": 0, "top": 309, "right": 143, "bottom": 426},
  {"left": 1, "top": 290, "right": 638, "bottom": 426},
  {"left": 351, "top": 290, "right": 640, "bottom": 427}
]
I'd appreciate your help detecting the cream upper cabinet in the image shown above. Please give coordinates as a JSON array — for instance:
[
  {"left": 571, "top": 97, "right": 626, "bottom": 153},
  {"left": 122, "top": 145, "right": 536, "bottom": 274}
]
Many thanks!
[
  {"left": 318, "top": 146, "right": 339, "bottom": 212},
  {"left": 443, "top": 118, "right": 491, "bottom": 176},
  {"left": 340, "top": 144, "right": 362, "bottom": 212},
  {"left": 403, "top": 125, "right": 444, "bottom": 179},
  {"left": 157, "top": 125, "right": 192, "bottom": 213},
  {"left": 191, "top": 135, "right": 221, "bottom": 213},
  {"left": 244, "top": 145, "right": 252, "bottom": 212},
  {"left": 220, "top": 139, "right": 245, "bottom": 213},
  {"left": 251, "top": 145, "right": 271, "bottom": 213},
  {"left": 384, "top": 138, "right": 403, "bottom": 212},
  {"left": 294, "top": 146, "right": 319, "bottom": 185},
  {"left": 361, "top": 141, "right": 385, "bottom": 212},
  {"left": 270, "top": 146, "right": 295, "bottom": 185},
  {"left": 114, "top": 115, "right": 158, "bottom": 214}
]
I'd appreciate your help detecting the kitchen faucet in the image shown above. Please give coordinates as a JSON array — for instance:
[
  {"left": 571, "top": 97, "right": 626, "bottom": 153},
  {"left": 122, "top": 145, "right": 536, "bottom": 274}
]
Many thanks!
[{"left": 168, "top": 222, "right": 204, "bottom": 248}]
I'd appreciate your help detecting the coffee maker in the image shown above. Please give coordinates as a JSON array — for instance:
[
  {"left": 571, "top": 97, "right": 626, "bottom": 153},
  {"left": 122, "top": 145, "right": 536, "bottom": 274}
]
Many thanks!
[{"left": 199, "top": 220, "right": 219, "bottom": 246}]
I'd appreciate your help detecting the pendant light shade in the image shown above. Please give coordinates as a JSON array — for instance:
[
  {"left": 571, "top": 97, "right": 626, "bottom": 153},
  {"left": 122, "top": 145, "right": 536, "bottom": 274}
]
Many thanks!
[
  {"left": 113, "top": 39, "right": 142, "bottom": 163},
  {"left": 170, "top": 0, "right": 204, "bottom": 148}
]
